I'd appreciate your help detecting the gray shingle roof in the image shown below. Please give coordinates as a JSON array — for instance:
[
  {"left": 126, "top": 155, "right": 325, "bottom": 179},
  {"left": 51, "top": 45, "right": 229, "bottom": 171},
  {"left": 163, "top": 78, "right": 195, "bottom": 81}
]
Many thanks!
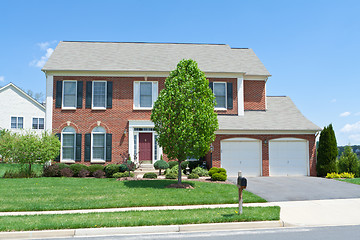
[
  {"left": 218, "top": 96, "right": 321, "bottom": 132},
  {"left": 42, "top": 41, "right": 270, "bottom": 75}
]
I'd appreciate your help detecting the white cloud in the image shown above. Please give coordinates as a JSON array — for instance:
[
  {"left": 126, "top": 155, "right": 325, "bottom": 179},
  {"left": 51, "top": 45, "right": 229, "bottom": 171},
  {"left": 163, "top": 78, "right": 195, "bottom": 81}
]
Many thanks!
[
  {"left": 340, "top": 112, "right": 351, "bottom": 117},
  {"left": 30, "top": 47, "right": 54, "bottom": 68},
  {"left": 349, "top": 134, "right": 360, "bottom": 142},
  {"left": 341, "top": 121, "right": 360, "bottom": 133},
  {"left": 0, "top": 76, "right": 4, "bottom": 82},
  {"left": 331, "top": 98, "right": 337, "bottom": 103},
  {"left": 37, "top": 40, "right": 57, "bottom": 50}
]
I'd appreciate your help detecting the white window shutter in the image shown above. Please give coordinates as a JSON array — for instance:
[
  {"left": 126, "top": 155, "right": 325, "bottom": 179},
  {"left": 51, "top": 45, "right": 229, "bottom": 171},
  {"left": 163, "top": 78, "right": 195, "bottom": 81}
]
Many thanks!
[
  {"left": 152, "top": 82, "right": 158, "bottom": 106},
  {"left": 134, "top": 82, "right": 140, "bottom": 108}
]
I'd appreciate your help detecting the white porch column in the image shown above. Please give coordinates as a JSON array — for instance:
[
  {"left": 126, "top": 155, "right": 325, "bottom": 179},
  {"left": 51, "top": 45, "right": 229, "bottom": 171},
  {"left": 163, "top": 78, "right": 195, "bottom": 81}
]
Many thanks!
[
  {"left": 45, "top": 74, "right": 53, "bottom": 131},
  {"left": 128, "top": 126, "right": 134, "bottom": 163},
  {"left": 237, "top": 76, "right": 244, "bottom": 116}
]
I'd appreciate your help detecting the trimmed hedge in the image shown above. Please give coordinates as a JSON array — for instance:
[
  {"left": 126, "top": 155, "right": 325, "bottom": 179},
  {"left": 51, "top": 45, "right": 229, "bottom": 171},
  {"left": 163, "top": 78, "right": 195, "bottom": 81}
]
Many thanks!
[
  {"left": 113, "top": 172, "right": 134, "bottom": 178},
  {"left": 69, "top": 164, "right": 89, "bottom": 177},
  {"left": 143, "top": 172, "right": 158, "bottom": 179},
  {"left": 187, "top": 173, "right": 199, "bottom": 179},
  {"left": 104, "top": 164, "right": 120, "bottom": 178},
  {"left": 88, "top": 165, "right": 105, "bottom": 176}
]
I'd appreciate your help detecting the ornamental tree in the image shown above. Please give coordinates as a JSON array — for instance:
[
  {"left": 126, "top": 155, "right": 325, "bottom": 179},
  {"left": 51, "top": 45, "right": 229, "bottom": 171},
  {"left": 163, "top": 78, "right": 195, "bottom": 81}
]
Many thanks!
[
  {"left": 151, "top": 59, "right": 218, "bottom": 184},
  {"left": 338, "top": 145, "right": 359, "bottom": 175},
  {"left": 153, "top": 155, "right": 169, "bottom": 175},
  {"left": 316, "top": 124, "right": 338, "bottom": 177}
]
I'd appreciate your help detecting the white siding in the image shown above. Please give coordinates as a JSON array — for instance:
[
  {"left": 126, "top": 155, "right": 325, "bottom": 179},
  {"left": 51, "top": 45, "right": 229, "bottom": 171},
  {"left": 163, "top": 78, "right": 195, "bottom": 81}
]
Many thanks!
[{"left": 0, "top": 84, "right": 45, "bottom": 134}]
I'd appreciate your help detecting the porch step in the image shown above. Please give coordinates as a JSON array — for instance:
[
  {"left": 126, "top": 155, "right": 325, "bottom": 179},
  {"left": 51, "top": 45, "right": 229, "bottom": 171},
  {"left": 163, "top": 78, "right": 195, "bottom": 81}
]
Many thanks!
[{"left": 138, "top": 164, "right": 155, "bottom": 169}]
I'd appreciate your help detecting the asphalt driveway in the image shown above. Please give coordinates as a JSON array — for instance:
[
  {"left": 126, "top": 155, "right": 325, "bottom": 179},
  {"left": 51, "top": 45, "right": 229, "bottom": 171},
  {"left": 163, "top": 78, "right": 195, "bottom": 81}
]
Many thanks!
[{"left": 228, "top": 176, "right": 360, "bottom": 202}]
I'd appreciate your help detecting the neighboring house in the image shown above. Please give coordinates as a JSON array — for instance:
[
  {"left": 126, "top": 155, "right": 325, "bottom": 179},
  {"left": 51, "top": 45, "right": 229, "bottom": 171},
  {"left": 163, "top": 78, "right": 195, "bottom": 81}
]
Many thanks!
[
  {"left": 42, "top": 41, "right": 321, "bottom": 176},
  {"left": 0, "top": 83, "right": 45, "bottom": 134}
]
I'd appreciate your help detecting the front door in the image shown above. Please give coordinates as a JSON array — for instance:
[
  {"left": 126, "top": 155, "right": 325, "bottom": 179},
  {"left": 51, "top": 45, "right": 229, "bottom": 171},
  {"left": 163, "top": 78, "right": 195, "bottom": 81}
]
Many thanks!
[{"left": 139, "top": 133, "right": 152, "bottom": 162}]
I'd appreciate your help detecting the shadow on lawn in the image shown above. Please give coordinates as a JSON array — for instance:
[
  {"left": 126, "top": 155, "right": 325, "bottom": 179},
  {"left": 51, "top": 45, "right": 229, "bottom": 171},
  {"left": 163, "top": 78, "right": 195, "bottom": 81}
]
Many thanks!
[{"left": 123, "top": 180, "right": 195, "bottom": 189}]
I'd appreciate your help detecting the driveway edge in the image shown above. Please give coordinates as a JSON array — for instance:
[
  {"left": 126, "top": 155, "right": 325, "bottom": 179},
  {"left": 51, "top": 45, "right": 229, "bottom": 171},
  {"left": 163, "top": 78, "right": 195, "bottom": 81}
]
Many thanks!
[{"left": 0, "top": 221, "right": 284, "bottom": 239}]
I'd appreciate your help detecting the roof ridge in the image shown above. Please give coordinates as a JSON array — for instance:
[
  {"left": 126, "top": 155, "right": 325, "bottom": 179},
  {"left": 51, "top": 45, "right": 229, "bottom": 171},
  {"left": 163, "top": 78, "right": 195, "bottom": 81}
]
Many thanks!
[{"left": 61, "top": 41, "right": 228, "bottom": 46}]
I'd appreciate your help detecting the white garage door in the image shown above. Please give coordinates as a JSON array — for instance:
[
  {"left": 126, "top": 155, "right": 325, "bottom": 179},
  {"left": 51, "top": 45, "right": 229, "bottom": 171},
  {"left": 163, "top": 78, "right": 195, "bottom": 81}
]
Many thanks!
[
  {"left": 221, "top": 138, "right": 262, "bottom": 177},
  {"left": 269, "top": 138, "right": 309, "bottom": 176}
]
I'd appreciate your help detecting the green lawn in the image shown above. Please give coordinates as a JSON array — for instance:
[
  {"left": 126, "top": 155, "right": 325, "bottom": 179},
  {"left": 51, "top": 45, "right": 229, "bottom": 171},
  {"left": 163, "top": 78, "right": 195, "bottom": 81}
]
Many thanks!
[
  {"left": 0, "top": 163, "right": 43, "bottom": 177},
  {"left": 0, "top": 207, "right": 280, "bottom": 232},
  {"left": 338, "top": 178, "right": 360, "bottom": 185},
  {"left": 0, "top": 178, "right": 265, "bottom": 212}
]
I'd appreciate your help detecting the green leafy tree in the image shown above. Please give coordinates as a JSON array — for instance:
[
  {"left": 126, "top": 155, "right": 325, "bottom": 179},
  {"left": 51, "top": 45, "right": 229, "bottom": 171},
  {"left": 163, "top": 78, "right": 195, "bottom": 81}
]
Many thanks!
[
  {"left": 0, "top": 131, "right": 60, "bottom": 175},
  {"left": 151, "top": 59, "right": 218, "bottom": 184},
  {"left": 338, "top": 145, "right": 359, "bottom": 175},
  {"left": 316, "top": 124, "right": 338, "bottom": 177},
  {"left": 153, "top": 155, "right": 169, "bottom": 175}
]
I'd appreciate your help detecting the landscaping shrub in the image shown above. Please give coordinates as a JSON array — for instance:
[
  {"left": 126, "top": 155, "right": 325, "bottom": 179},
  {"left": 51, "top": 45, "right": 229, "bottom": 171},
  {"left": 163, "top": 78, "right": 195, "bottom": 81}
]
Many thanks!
[
  {"left": 208, "top": 167, "right": 226, "bottom": 177},
  {"left": 43, "top": 164, "right": 60, "bottom": 177},
  {"left": 317, "top": 124, "right": 338, "bottom": 177},
  {"left": 93, "top": 170, "right": 105, "bottom": 178},
  {"left": 188, "top": 160, "right": 201, "bottom": 171},
  {"left": 168, "top": 161, "right": 178, "bottom": 169},
  {"left": 153, "top": 157, "right": 169, "bottom": 175},
  {"left": 113, "top": 172, "right": 134, "bottom": 178},
  {"left": 55, "top": 163, "right": 69, "bottom": 170},
  {"left": 187, "top": 173, "right": 199, "bottom": 179},
  {"left": 104, "top": 164, "right": 120, "bottom": 178},
  {"left": 143, "top": 172, "right": 157, "bottom": 179},
  {"left": 78, "top": 169, "right": 90, "bottom": 178},
  {"left": 119, "top": 164, "right": 128, "bottom": 173},
  {"left": 181, "top": 161, "right": 189, "bottom": 170},
  {"left": 165, "top": 165, "right": 180, "bottom": 175},
  {"left": 165, "top": 172, "right": 177, "bottom": 179},
  {"left": 69, "top": 164, "right": 89, "bottom": 177},
  {"left": 88, "top": 165, "right": 105, "bottom": 176},
  {"left": 192, "top": 167, "right": 209, "bottom": 177},
  {"left": 337, "top": 145, "right": 359, "bottom": 175},
  {"left": 211, "top": 172, "right": 227, "bottom": 181},
  {"left": 60, "top": 168, "right": 74, "bottom": 177},
  {"left": 326, "top": 172, "right": 355, "bottom": 179}
]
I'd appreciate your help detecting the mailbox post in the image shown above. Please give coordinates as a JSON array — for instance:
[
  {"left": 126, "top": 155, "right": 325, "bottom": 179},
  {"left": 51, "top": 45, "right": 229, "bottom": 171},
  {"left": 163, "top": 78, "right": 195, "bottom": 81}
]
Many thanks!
[{"left": 236, "top": 171, "right": 247, "bottom": 214}]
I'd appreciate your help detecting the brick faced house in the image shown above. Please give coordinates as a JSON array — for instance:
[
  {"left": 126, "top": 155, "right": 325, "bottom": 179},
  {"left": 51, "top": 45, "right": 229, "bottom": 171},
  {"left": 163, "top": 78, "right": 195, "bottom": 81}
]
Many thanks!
[{"left": 43, "top": 41, "right": 320, "bottom": 177}]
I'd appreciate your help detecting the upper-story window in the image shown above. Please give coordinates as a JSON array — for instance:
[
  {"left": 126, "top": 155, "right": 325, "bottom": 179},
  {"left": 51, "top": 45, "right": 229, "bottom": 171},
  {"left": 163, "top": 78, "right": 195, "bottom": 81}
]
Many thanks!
[
  {"left": 213, "top": 82, "right": 227, "bottom": 109},
  {"left": 32, "top": 118, "right": 44, "bottom": 129},
  {"left": 92, "top": 81, "right": 106, "bottom": 109},
  {"left": 133, "top": 81, "right": 158, "bottom": 109},
  {"left": 62, "top": 81, "right": 77, "bottom": 108},
  {"left": 11, "top": 116, "right": 23, "bottom": 129},
  {"left": 209, "top": 81, "right": 233, "bottom": 110}
]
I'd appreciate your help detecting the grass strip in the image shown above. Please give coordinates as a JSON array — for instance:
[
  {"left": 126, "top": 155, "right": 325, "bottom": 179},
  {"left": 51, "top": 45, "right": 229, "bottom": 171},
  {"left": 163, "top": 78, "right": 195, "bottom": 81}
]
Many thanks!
[
  {"left": 0, "top": 207, "right": 280, "bottom": 232},
  {"left": 338, "top": 178, "right": 360, "bottom": 185},
  {"left": 0, "top": 178, "right": 265, "bottom": 212}
]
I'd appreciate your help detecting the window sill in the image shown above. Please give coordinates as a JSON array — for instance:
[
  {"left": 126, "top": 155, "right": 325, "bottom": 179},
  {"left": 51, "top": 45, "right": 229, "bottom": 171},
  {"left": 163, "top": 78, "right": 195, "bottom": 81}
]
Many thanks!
[
  {"left": 133, "top": 107, "right": 153, "bottom": 110},
  {"left": 91, "top": 159, "right": 106, "bottom": 163},
  {"left": 92, "top": 107, "right": 106, "bottom": 110},
  {"left": 61, "top": 159, "right": 75, "bottom": 163},
  {"left": 215, "top": 108, "right": 227, "bottom": 111},
  {"left": 61, "top": 107, "right": 76, "bottom": 110}
]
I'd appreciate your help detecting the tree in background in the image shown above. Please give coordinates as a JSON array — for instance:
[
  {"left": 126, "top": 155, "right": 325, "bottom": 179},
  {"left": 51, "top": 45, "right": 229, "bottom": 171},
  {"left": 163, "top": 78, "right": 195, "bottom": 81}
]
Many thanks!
[
  {"left": 0, "top": 131, "right": 60, "bottom": 176},
  {"left": 338, "top": 145, "right": 359, "bottom": 176},
  {"left": 151, "top": 59, "right": 218, "bottom": 185},
  {"left": 316, "top": 124, "right": 338, "bottom": 176}
]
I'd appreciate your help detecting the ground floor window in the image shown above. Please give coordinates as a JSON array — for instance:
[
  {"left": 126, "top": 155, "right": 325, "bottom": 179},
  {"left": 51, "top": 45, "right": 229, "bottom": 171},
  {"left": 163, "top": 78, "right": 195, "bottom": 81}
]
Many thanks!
[
  {"left": 62, "top": 127, "right": 76, "bottom": 161},
  {"left": 92, "top": 126, "right": 106, "bottom": 161}
]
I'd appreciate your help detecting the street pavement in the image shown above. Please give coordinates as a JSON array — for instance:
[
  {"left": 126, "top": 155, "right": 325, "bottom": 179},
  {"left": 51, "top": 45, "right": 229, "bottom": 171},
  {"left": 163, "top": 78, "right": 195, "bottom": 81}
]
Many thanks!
[
  {"left": 228, "top": 176, "right": 360, "bottom": 202},
  {"left": 35, "top": 225, "right": 360, "bottom": 240}
]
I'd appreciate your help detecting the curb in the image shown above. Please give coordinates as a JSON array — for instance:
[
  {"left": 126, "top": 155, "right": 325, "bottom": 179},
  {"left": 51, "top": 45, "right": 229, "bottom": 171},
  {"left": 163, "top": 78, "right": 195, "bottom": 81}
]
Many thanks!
[{"left": 0, "top": 220, "right": 284, "bottom": 239}]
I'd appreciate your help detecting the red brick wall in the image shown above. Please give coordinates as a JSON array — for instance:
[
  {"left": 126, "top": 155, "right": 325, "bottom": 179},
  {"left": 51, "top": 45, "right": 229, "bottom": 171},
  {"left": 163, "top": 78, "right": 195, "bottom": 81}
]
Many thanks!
[
  {"left": 244, "top": 80, "right": 266, "bottom": 110},
  {"left": 52, "top": 76, "right": 239, "bottom": 164},
  {"left": 205, "top": 134, "right": 317, "bottom": 176}
]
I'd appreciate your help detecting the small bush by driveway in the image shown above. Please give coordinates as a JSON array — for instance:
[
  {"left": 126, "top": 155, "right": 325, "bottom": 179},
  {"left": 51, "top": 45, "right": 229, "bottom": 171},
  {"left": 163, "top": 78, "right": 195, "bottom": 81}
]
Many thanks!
[{"left": 228, "top": 176, "right": 360, "bottom": 202}]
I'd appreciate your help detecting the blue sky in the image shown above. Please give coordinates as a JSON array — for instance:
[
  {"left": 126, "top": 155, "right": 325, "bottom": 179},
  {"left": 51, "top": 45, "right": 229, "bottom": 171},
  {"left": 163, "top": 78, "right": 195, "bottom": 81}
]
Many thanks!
[{"left": 0, "top": 0, "right": 359, "bottom": 145}]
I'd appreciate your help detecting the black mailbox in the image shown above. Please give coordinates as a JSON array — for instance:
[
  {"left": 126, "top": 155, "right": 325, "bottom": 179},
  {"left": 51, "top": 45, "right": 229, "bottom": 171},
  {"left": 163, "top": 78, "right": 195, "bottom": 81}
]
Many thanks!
[{"left": 237, "top": 177, "right": 247, "bottom": 189}]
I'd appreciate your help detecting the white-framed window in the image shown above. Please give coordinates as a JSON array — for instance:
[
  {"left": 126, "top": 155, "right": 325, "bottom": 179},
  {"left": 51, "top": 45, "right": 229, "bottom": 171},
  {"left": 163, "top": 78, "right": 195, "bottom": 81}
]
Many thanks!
[
  {"left": 92, "top": 126, "right": 106, "bottom": 162},
  {"left": 133, "top": 81, "right": 158, "bottom": 109},
  {"left": 61, "top": 126, "right": 76, "bottom": 161},
  {"left": 213, "top": 82, "right": 227, "bottom": 109},
  {"left": 62, "top": 81, "right": 77, "bottom": 109},
  {"left": 32, "top": 118, "right": 44, "bottom": 130},
  {"left": 11, "top": 116, "right": 23, "bottom": 129},
  {"left": 92, "top": 81, "right": 107, "bottom": 109}
]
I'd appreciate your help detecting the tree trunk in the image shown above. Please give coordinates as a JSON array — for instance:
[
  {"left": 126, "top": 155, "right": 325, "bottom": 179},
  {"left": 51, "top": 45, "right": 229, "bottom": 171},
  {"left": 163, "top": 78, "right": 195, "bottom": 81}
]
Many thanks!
[
  {"left": 159, "top": 169, "right": 161, "bottom": 175},
  {"left": 178, "top": 161, "right": 182, "bottom": 185}
]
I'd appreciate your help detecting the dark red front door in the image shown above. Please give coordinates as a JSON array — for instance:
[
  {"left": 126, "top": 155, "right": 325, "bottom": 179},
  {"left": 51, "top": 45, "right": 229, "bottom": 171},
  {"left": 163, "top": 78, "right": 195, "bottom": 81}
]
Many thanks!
[{"left": 139, "top": 133, "right": 152, "bottom": 161}]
